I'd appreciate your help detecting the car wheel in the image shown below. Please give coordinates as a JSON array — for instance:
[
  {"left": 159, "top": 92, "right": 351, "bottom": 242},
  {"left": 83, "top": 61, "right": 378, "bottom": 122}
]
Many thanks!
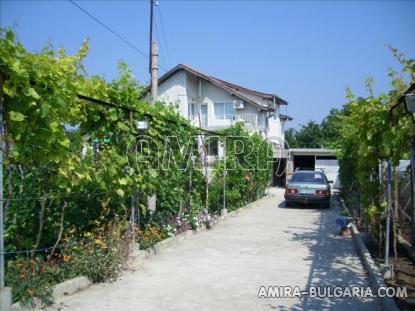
[
  {"left": 323, "top": 202, "right": 330, "bottom": 209},
  {"left": 285, "top": 201, "right": 292, "bottom": 207}
]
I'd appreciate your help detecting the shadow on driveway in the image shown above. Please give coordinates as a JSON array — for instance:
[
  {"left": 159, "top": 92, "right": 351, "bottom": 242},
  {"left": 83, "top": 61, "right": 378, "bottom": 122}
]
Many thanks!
[{"left": 275, "top": 199, "right": 380, "bottom": 311}]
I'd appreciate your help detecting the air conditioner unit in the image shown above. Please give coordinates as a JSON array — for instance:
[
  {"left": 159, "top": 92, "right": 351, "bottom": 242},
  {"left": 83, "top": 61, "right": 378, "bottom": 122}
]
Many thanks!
[{"left": 233, "top": 100, "right": 244, "bottom": 109}]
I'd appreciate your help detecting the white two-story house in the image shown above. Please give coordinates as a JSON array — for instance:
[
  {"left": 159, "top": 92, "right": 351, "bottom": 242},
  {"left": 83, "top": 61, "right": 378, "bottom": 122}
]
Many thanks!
[
  {"left": 144, "top": 64, "right": 291, "bottom": 185},
  {"left": 145, "top": 64, "right": 290, "bottom": 138}
]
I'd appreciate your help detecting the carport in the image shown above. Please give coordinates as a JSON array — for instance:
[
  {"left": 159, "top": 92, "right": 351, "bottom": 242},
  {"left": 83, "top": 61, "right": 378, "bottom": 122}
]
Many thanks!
[{"left": 286, "top": 148, "right": 340, "bottom": 189}]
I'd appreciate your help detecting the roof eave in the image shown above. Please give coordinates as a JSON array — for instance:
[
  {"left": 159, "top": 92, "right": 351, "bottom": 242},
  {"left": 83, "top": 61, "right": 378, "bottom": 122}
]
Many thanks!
[
  {"left": 178, "top": 65, "right": 272, "bottom": 110},
  {"left": 280, "top": 114, "right": 293, "bottom": 121},
  {"left": 141, "top": 64, "right": 287, "bottom": 109}
]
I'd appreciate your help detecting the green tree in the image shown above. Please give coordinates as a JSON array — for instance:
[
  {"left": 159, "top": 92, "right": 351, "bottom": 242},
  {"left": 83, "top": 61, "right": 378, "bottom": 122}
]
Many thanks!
[
  {"left": 284, "top": 110, "right": 344, "bottom": 149},
  {"left": 334, "top": 50, "right": 414, "bottom": 256},
  {"left": 284, "top": 128, "right": 298, "bottom": 148},
  {"left": 320, "top": 108, "right": 343, "bottom": 148},
  {"left": 295, "top": 121, "right": 323, "bottom": 148}
]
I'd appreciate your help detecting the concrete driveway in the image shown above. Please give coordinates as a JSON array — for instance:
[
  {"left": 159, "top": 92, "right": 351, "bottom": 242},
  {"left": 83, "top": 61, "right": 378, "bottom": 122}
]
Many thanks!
[{"left": 50, "top": 188, "right": 380, "bottom": 311}]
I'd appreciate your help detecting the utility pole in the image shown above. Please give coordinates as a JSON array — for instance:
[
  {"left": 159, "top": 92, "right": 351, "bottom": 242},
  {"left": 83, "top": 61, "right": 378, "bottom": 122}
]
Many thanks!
[
  {"left": 149, "top": 0, "right": 158, "bottom": 104},
  {"left": 150, "top": 42, "right": 158, "bottom": 104}
]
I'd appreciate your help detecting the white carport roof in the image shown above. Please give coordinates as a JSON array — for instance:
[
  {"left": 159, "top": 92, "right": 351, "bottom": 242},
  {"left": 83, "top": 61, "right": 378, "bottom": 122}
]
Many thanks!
[{"left": 288, "top": 148, "right": 338, "bottom": 157}]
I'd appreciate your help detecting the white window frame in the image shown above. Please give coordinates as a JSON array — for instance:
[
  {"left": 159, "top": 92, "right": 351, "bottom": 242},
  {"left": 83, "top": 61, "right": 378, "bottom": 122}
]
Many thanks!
[{"left": 214, "top": 101, "right": 235, "bottom": 120}]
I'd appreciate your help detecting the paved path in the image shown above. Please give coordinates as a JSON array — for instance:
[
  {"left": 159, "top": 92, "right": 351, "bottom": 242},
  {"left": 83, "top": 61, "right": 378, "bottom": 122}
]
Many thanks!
[{"left": 50, "top": 188, "right": 380, "bottom": 311}]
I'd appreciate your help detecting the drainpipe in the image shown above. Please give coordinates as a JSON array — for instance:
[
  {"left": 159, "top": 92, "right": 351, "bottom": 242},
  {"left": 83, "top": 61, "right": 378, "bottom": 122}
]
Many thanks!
[
  {"left": 198, "top": 79, "right": 202, "bottom": 115},
  {"left": 270, "top": 96, "right": 276, "bottom": 131},
  {"left": 265, "top": 96, "right": 277, "bottom": 131},
  {"left": 273, "top": 95, "right": 276, "bottom": 116}
]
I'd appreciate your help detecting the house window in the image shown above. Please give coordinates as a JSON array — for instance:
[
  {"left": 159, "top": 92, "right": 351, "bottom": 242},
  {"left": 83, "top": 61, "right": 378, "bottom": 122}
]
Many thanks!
[
  {"left": 188, "top": 102, "right": 196, "bottom": 120},
  {"left": 214, "top": 101, "right": 235, "bottom": 120}
]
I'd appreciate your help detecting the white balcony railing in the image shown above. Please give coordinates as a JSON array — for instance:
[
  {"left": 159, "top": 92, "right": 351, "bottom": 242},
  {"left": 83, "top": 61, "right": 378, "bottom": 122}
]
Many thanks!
[{"left": 214, "top": 113, "right": 265, "bottom": 129}]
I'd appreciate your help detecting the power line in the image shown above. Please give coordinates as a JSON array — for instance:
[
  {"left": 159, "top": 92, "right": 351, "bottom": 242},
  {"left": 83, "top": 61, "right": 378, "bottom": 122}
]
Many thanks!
[
  {"left": 68, "top": 0, "right": 185, "bottom": 87},
  {"left": 154, "top": 14, "right": 168, "bottom": 70},
  {"left": 68, "top": 0, "right": 148, "bottom": 59},
  {"left": 156, "top": 3, "right": 171, "bottom": 67},
  {"left": 67, "top": 0, "right": 206, "bottom": 124},
  {"left": 149, "top": 0, "right": 155, "bottom": 74}
]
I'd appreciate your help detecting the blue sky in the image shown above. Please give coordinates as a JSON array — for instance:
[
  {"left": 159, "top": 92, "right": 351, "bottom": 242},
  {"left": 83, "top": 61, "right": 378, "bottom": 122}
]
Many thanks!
[{"left": 1, "top": 0, "right": 414, "bottom": 128}]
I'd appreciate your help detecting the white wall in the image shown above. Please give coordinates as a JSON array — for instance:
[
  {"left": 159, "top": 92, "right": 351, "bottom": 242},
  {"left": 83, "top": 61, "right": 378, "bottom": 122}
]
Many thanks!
[
  {"left": 200, "top": 80, "right": 234, "bottom": 127},
  {"left": 155, "top": 70, "right": 283, "bottom": 140},
  {"left": 199, "top": 79, "right": 271, "bottom": 131},
  {"left": 186, "top": 72, "right": 199, "bottom": 102},
  {"left": 185, "top": 73, "right": 201, "bottom": 125},
  {"left": 156, "top": 70, "right": 188, "bottom": 117},
  {"left": 268, "top": 118, "right": 282, "bottom": 141},
  {"left": 315, "top": 159, "right": 340, "bottom": 189}
]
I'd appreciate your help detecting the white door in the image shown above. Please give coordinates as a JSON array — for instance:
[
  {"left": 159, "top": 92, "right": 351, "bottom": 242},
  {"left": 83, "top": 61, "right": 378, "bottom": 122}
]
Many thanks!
[{"left": 315, "top": 159, "right": 340, "bottom": 189}]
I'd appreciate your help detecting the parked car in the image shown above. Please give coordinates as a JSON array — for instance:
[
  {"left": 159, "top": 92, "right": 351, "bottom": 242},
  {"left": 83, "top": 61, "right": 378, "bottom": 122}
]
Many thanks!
[{"left": 284, "top": 169, "right": 332, "bottom": 208}]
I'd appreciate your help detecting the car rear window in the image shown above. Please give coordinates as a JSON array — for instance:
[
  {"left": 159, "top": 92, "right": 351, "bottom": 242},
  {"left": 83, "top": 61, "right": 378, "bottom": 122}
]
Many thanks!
[{"left": 290, "top": 172, "right": 326, "bottom": 184}]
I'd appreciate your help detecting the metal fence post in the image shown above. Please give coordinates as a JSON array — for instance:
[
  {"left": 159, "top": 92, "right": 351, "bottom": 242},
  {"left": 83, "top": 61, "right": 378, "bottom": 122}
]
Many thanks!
[
  {"left": 0, "top": 70, "right": 12, "bottom": 311},
  {"left": 0, "top": 71, "right": 5, "bottom": 289},
  {"left": 130, "top": 191, "right": 136, "bottom": 245},
  {"left": 385, "top": 158, "right": 392, "bottom": 265},
  {"left": 410, "top": 136, "right": 415, "bottom": 250},
  {"left": 222, "top": 138, "right": 226, "bottom": 215}
]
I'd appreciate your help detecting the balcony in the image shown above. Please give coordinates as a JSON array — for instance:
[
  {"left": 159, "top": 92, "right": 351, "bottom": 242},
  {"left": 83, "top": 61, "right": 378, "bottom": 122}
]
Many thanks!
[{"left": 214, "top": 113, "right": 265, "bottom": 129}]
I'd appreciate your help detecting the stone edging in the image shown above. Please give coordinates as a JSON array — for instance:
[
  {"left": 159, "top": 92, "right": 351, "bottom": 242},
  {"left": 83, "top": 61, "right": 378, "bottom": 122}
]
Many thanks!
[
  {"left": 11, "top": 277, "right": 91, "bottom": 311},
  {"left": 127, "top": 194, "right": 268, "bottom": 267},
  {"left": 12, "top": 194, "right": 270, "bottom": 310},
  {"left": 339, "top": 199, "right": 399, "bottom": 311}
]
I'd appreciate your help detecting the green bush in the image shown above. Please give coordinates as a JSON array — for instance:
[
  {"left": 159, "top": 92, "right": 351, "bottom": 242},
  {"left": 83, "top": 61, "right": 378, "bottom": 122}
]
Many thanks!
[
  {"left": 1, "top": 29, "right": 273, "bottom": 304},
  {"left": 5, "top": 220, "right": 129, "bottom": 304},
  {"left": 136, "top": 223, "right": 166, "bottom": 250},
  {"left": 212, "top": 123, "right": 272, "bottom": 212},
  {"left": 61, "top": 226, "right": 129, "bottom": 282},
  {"left": 6, "top": 257, "right": 55, "bottom": 305}
]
